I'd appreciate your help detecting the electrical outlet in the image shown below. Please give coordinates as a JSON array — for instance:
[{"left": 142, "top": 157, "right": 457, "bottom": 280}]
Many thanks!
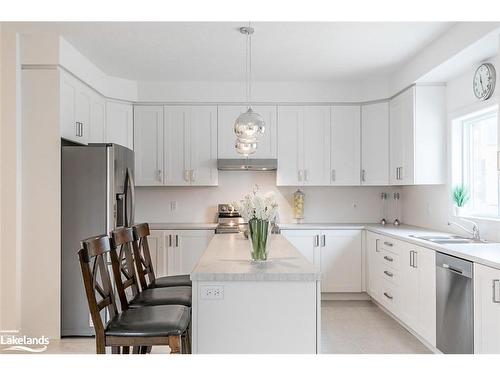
[
  {"left": 170, "top": 201, "right": 177, "bottom": 212},
  {"left": 200, "top": 285, "right": 224, "bottom": 300}
]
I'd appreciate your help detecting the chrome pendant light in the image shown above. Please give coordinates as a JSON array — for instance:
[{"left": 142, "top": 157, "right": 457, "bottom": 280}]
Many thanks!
[{"left": 234, "top": 23, "right": 265, "bottom": 156}]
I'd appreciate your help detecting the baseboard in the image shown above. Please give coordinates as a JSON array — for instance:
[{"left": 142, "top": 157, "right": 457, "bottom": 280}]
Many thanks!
[{"left": 321, "top": 292, "right": 370, "bottom": 301}]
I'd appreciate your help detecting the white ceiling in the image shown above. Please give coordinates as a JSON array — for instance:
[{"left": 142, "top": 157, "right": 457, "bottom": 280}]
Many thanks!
[{"left": 20, "top": 22, "right": 454, "bottom": 82}]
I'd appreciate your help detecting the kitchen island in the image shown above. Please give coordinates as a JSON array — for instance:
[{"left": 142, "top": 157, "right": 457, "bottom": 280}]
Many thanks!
[{"left": 190, "top": 233, "right": 321, "bottom": 354}]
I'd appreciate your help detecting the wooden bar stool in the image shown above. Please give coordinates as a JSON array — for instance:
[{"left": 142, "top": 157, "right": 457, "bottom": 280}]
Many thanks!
[
  {"left": 132, "top": 223, "right": 192, "bottom": 289},
  {"left": 109, "top": 227, "right": 192, "bottom": 310},
  {"left": 79, "top": 234, "right": 190, "bottom": 354}
]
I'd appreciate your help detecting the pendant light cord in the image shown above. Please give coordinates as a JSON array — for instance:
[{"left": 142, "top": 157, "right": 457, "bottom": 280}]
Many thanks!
[{"left": 248, "top": 22, "right": 252, "bottom": 108}]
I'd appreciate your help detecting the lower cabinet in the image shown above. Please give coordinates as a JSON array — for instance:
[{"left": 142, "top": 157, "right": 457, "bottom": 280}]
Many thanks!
[
  {"left": 366, "top": 232, "right": 436, "bottom": 346},
  {"left": 281, "top": 229, "right": 362, "bottom": 293},
  {"left": 150, "top": 229, "right": 214, "bottom": 277},
  {"left": 474, "top": 263, "right": 500, "bottom": 353}
]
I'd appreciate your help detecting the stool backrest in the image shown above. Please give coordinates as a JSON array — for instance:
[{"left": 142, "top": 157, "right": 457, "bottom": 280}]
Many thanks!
[
  {"left": 132, "top": 223, "right": 156, "bottom": 290},
  {"left": 109, "top": 226, "right": 139, "bottom": 311},
  {"left": 78, "top": 235, "right": 118, "bottom": 337}
]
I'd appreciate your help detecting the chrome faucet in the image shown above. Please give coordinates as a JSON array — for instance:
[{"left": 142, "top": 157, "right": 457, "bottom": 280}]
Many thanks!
[{"left": 448, "top": 219, "right": 481, "bottom": 241}]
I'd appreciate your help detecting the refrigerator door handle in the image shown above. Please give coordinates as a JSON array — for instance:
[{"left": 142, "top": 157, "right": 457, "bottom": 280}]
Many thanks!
[{"left": 124, "top": 168, "right": 135, "bottom": 227}]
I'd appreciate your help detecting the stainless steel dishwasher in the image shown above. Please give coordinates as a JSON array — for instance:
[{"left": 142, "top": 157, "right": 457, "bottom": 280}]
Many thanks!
[{"left": 436, "top": 252, "right": 474, "bottom": 354}]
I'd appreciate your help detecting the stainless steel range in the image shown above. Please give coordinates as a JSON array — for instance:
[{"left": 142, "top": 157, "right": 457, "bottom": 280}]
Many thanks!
[{"left": 215, "top": 203, "right": 246, "bottom": 234}]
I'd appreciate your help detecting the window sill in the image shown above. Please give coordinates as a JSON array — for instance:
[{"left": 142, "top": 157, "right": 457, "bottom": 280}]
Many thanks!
[{"left": 454, "top": 213, "right": 500, "bottom": 223}]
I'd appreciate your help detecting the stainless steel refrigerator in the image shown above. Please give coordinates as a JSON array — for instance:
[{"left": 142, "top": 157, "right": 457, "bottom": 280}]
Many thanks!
[{"left": 61, "top": 143, "right": 135, "bottom": 336}]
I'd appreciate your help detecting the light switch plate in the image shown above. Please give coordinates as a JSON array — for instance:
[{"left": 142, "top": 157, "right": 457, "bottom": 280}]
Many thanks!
[{"left": 200, "top": 285, "right": 224, "bottom": 300}]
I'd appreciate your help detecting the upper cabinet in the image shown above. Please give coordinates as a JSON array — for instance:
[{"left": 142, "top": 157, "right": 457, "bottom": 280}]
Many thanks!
[
  {"left": 134, "top": 106, "right": 218, "bottom": 186},
  {"left": 277, "top": 106, "right": 331, "bottom": 186},
  {"left": 389, "top": 85, "right": 446, "bottom": 185},
  {"left": 106, "top": 101, "right": 134, "bottom": 150},
  {"left": 134, "top": 106, "right": 164, "bottom": 186},
  {"left": 88, "top": 90, "right": 106, "bottom": 144},
  {"left": 218, "top": 106, "right": 277, "bottom": 159},
  {"left": 331, "top": 105, "right": 361, "bottom": 185},
  {"left": 361, "top": 102, "right": 389, "bottom": 185}
]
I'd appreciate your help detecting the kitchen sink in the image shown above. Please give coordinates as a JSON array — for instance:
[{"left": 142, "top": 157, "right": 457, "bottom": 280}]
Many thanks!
[{"left": 409, "top": 235, "right": 485, "bottom": 244}]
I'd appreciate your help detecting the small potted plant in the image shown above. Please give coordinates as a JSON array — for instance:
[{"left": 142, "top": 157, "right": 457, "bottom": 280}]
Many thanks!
[
  {"left": 235, "top": 190, "right": 278, "bottom": 262},
  {"left": 452, "top": 185, "right": 469, "bottom": 216}
]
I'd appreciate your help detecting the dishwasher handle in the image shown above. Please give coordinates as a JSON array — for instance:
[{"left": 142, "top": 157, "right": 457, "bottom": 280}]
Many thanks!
[{"left": 442, "top": 263, "right": 464, "bottom": 275}]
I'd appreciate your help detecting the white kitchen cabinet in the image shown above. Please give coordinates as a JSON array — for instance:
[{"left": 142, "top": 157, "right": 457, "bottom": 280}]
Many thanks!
[
  {"left": 164, "top": 106, "right": 218, "bottom": 186},
  {"left": 277, "top": 106, "right": 330, "bottom": 186},
  {"left": 474, "top": 263, "right": 500, "bottom": 353},
  {"left": 320, "top": 230, "right": 362, "bottom": 292},
  {"left": 88, "top": 91, "right": 106, "bottom": 143},
  {"left": 217, "top": 106, "right": 277, "bottom": 159},
  {"left": 281, "top": 230, "right": 320, "bottom": 270},
  {"left": 134, "top": 106, "right": 164, "bottom": 186},
  {"left": 106, "top": 101, "right": 134, "bottom": 150},
  {"left": 389, "top": 85, "right": 446, "bottom": 185},
  {"left": 361, "top": 102, "right": 389, "bottom": 185},
  {"left": 148, "top": 230, "right": 165, "bottom": 277},
  {"left": 166, "top": 230, "right": 214, "bottom": 275},
  {"left": 366, "top": 231, "right": 383, "bottom": 300},
  {"left": 60, "top": 71, "right": 91, "bottom": 144},
  {"left": 331, "top": 106, "right": 361, "bottom": 185}
]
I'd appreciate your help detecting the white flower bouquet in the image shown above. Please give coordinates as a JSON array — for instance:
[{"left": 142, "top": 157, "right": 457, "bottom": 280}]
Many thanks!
[{"left": 234, "top": 191, "right": 278, "bottom": 262}]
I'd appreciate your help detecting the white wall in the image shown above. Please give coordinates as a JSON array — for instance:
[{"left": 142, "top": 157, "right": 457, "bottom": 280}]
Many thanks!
[
  {"left": 402, "top": 50, "right": 500, "bottom": 241},
  {"left": 137, "top": 78, "right": 389, "bottom": 103},
  {"left": 136, "top": 172, "right": 402, "bottom": 224}
]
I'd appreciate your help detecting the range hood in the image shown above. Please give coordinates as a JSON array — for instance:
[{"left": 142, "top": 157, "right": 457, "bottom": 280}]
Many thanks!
[{"left": 217, "top": 158, "right": 277, "bottom": 171}]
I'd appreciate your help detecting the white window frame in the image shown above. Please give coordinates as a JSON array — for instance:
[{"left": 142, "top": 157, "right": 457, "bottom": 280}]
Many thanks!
[{"left": 451, "top": 104, "right": 499, "bottom": 219}]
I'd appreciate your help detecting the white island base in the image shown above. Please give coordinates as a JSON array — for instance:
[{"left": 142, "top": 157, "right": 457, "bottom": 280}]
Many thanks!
[{"left": 190, "top": 234, "right": 321, "bottom": 354}]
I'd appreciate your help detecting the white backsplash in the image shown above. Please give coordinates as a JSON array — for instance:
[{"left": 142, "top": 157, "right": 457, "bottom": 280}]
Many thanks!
[{"left": 135, "top": 171, "right": 402, "bottom": 224}]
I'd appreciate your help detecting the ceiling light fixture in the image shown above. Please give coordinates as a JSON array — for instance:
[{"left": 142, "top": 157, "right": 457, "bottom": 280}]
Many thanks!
[{"left": 234, "top": 23, "right": 265, "bottom": 156}]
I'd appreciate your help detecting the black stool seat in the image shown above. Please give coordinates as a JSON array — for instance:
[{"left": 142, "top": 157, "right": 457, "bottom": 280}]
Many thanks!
[
  {"left": 129, "top": 286, "right": 192, "bottom": 308},
  {"left": 106, "top": 305, "right": 190, "bottom": 337},
  {"left": 153, "top": 274, "right": 192, "bottom": 288}
]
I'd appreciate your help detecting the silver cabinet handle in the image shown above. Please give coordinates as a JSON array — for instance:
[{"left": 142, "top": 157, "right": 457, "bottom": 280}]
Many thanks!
[
  {"left": 383, "top": 255, "right": 393, "bottom": 262},
  {"left": 384, "top": 270, "right": 394, "bottom": 277},
  {"left": 175, "top": 234, "right": 179, "bottom": 247},
  {"left": 361, "top": 169, "right": 366, "bottom": 182},
  {"left": 80, "top": 122, "right": 84, "bottom": 137},
  {"left": 383, "top": 241, "right": 393, "bottom": 247},
  {"left": 314, "top": 235, "right": 319, "bottom": 247},
  {"left": 331, "top": 169, "right": 336, "bottom": 182},
  {"left": 412, "top": 251, "right": 417, "bottom": 268},
  {"left": 321, "top": 234, "right": 326, "bottom": 247},
  {"left": 298, "top": 170, "right": 303, "bottom": 182},
  {"left": 304, "top": 169, "right": 309, "bottom": 182},
  {"left": 399, "top": 167, "right": 403, "bottom": 180},
  {"left": 493, "top": 280, "right": 500, "bottom": 303},
  {"left": 157, "top": 169, "right": 162, "bottom": 182},
  {"left": 168, "top": 234, "right": 172, "bottom": 247},
  {"left": 375, "top": 239, "right": 380, "bottom": 252},
  {"left": 383, "top": 292, "right": 393, "bottom": 300},
  {"left": 75, "top": 122, "right": 79, "bottom": 136},
  {"left": 410, "top": 250, "right": 414, "bottom": 267}
]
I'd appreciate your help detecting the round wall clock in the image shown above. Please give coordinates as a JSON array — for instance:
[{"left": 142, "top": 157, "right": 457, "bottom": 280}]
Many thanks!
[{"left": 473, "top": 63, "right": 496, "bottom": 100}]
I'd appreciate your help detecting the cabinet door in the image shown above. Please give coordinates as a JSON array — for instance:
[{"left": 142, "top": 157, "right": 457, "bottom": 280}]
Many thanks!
[
  {"left": 303, "top": 106, "right": 331, "bottom": 186},
  {"left": 389, "top": 94, "right": 403, "bottom": 184},
  {"left": 218, "top": 106, "right": 277, "bottom": 159},
  {"left": 168, "top": 230, "right": 214, "bottom": 275},
  {"left": 399, "top": 87, "right": 415, "bottom": 185},
  {"left": 474, "top": 263, "right": 500, "bottom": 353},
  {"left": 190, "top": 106, "right": 218, "bottom": 186},
  {"left": 366, "top": 231, "right": 382, "bottom": 300},
  {"left": 320, "top": 230, "right": 362, "bottom": 292},
  {"left": 361, "top": 102, "right": 389, "bottom": 185},
  {"left": 281, "top": 230, "right": 320, "bottom": 270},
  {"left": 75, "top": 87, "right": 91, "bottom": 144},
  {"left": 399, "top": 245, "right": 419, "bottom": 329},
  {"left": 416, "top": 245, "right": 436, "bottom": 346},
  {"left": 106, "top": 101, "right": 133, "bottom": 149},
  {"left": 331, "top": 105, "right": 361, "bottom": 185},
  {"left": 89, "top": 92, "right": 106, "bottom": 143},
  {"left": 164, "top": 107, "right": 190, "bottom": 186},
  {"left": 277, "top": 106, "right": 303, "bottom": 186},
  {"left": 133, "top": 106, "right": 164, "bottom": 186},
  {"left": 148, "top": 230, "right": 165, "bottom": 277}
]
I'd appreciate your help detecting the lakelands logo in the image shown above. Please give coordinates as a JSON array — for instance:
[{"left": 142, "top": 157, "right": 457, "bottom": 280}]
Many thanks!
[{"left": 0, "top": 330, "right": 49, "bottom": 353}]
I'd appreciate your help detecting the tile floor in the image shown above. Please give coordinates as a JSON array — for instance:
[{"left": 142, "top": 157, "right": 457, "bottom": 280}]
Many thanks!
[{"left": 2, "top": 300, "right": 431, "bottom": 354}]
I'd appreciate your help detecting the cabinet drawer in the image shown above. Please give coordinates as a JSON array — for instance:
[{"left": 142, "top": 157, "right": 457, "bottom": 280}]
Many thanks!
[
  {"left": 380, "top": 278, "right": 399, "bottom": 313},
  {"left": 379, "top": 237, "right": 398, "bottom": 252},
  {"left": 381, "top": 266, "right": 399, "bottom": 286},
  {"left": 381, "top": 249, "right": 400, "bottom": 270}
]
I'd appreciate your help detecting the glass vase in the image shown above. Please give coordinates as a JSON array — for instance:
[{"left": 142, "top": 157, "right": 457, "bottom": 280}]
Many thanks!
[{"left": 248, "top": 218, "right": 271, "bottom": 262}]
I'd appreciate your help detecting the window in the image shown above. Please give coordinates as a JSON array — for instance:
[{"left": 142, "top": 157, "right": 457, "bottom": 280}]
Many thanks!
[{"left": 452, "top": 106, "right": 499, "bottom": 218}]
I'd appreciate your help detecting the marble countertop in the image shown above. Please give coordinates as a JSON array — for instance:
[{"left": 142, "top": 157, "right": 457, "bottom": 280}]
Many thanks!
[
  {"left": 190, "top": 233, "right": 321, "bottom": 282},
  {"left": 279, "top": 222, "right": 500, "bottom": 270},
  {"left": 149, "top": 223, "right": 218, "bottom": 230}
]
